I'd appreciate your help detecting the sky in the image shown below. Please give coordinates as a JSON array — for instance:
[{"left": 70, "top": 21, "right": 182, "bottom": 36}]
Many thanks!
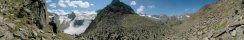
[{"left": 46, "top": 0, "right": 217, "bottom": 16}]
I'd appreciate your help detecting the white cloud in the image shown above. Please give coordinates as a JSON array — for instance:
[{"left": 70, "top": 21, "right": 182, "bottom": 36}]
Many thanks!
[
  {"left": 148, "top": 5, "right": 155, "bottom": 8},
  {"left": 58, "top": 0, "right": 67, "bottom": 7},
  {"left": 48, "top": 9, "right": 69, "bottom": 15},
  {"left": 73, "top": 1, "right": 91, "bottom": 8},
  {"left": 47, "top": 9, "right": 52, "bottom": 13},
  {"left": 91, "top": 4, "right": 94, "bottom": 6},
  {"left": 130, "top": 1, "right": 136, "bottom": 5},
  {"left": 46, "top": 0, "right": 52, "bottom": 3},
  {"left": 83, "top": 11, "right": 97, "bottom": 14},
  {"left": 71, "top": 10, "right": 97, "bottom": 20},
  {"left": 72, "top": 10, "right": 82, "bottom": 14},
  {"left": 49, "top": 3, "right": 57, "bottom": 8},
  {"left": 57, "top": 9, "right": 69, "bottom": 15},
  {"left": 136, "top": 5, "right": 145, "bottom": 14},
  {"left": 58, "top": 0, "right": 93, "bottom": 8}
]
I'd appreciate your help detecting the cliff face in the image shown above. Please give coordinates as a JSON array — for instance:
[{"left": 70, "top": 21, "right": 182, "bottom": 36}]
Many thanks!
[
  {"left": 0, "top": 0, "right": 48, "bottom": 29},
  {"left": 0, "top": 0, "right": 76, "bottom": 40}
]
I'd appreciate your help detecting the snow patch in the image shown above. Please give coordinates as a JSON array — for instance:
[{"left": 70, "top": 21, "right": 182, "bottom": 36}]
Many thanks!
[{"left": 61, "top": 11, "right": 97, "bottom": 35}]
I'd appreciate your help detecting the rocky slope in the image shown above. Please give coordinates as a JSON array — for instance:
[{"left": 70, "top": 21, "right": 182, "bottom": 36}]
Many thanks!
[
  {"left": 0, "top": 0, "right": 77, "bottom": 40},
  {"left": 166, "top": 0, "right": 244, "bottom": 40}
]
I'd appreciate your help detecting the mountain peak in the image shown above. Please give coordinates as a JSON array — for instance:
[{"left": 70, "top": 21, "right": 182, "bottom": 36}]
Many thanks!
[
  {"left": 104, "top": 0, "right": 135, "bottom": 14},
  {"left": 112, "top": 0, "right": 120, "bottom": 3},
  {"left": 85, "top": 0, "right": 136, "bottom": 33}
]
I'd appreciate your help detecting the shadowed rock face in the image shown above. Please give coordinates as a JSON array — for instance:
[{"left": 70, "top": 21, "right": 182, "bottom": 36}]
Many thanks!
[
  {"left": 23, "top": 0, "right": 48, "bottom": 29},
  {"left": 11, "top": 0, "right": 48, "bottom": 29},
  {"left": 73, "top": 20, "right": 84, "bottom": 27},
  {"left": 0, "top": 0, "right": 48, "bottom": 29},
  {"left": 68, "top": 12, "right": 76, "bottom": 21},
  {"left": 49, "top": 20, "right": 57, "bottom": 33}
]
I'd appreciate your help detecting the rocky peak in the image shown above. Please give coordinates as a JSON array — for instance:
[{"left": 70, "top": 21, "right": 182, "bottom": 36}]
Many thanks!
[
  {"left": 91, "top": 0, "right": 136, "bottom": 22},
  {"left": 104, "top": 0, "right": 135, "bottom": 14},
  {"left": 84, "top": 0, "right": 136, "bottom": 33},
  {"left": 67, "top": 12, "right": 76, "bottom": 21},
  {"left": 112, "top": 0, "right": 120, "bottom": 4}
]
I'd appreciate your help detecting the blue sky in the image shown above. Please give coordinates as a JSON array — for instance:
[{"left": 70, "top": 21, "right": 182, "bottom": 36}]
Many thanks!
[{"left": 46, "top": 0, "right": 216, "bottom": 16}]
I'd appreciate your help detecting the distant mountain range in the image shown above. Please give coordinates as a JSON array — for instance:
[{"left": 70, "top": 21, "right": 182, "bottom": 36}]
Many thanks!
[
  {"left": 140, "top": 14, "right": 191, "bottom": 22},
  {"left": 48, "top": 11, "right": 192, "bottom": 35}
]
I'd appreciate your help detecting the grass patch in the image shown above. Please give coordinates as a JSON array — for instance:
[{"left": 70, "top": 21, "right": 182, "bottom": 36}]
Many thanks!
[{"left": 56, "top": 33, "right": 73, "bottom": 40}]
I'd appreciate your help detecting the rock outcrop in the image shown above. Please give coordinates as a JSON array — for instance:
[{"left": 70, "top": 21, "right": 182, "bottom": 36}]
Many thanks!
[
  {"left": 0, "top": 0, "right": 48, "bottom": 29},
  {"left": 0, "top": 0, "right": 77, "bottom": 40}
]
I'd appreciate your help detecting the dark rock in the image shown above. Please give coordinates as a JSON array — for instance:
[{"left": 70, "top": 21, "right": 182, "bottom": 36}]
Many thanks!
[
  {"left": 73, "top": 20, "right": 84, "bottom": 27},
  {"left": 68, "top": 12, "right": 76, "bottom": 21},
  {"left": 242, "top": 1, "right": 244, "bottom": 4},
  {"left": 17, "top": 12, "right": 28, "bottom": 18},
  {"left": 13, "top": 31, "right": 26, "bottom": 40},
  {"left": 49, "top": 19, "right": 57, "bottom": 33},
  {"left": 36, "top": 20, "right": 44, "bottom": 29}
]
